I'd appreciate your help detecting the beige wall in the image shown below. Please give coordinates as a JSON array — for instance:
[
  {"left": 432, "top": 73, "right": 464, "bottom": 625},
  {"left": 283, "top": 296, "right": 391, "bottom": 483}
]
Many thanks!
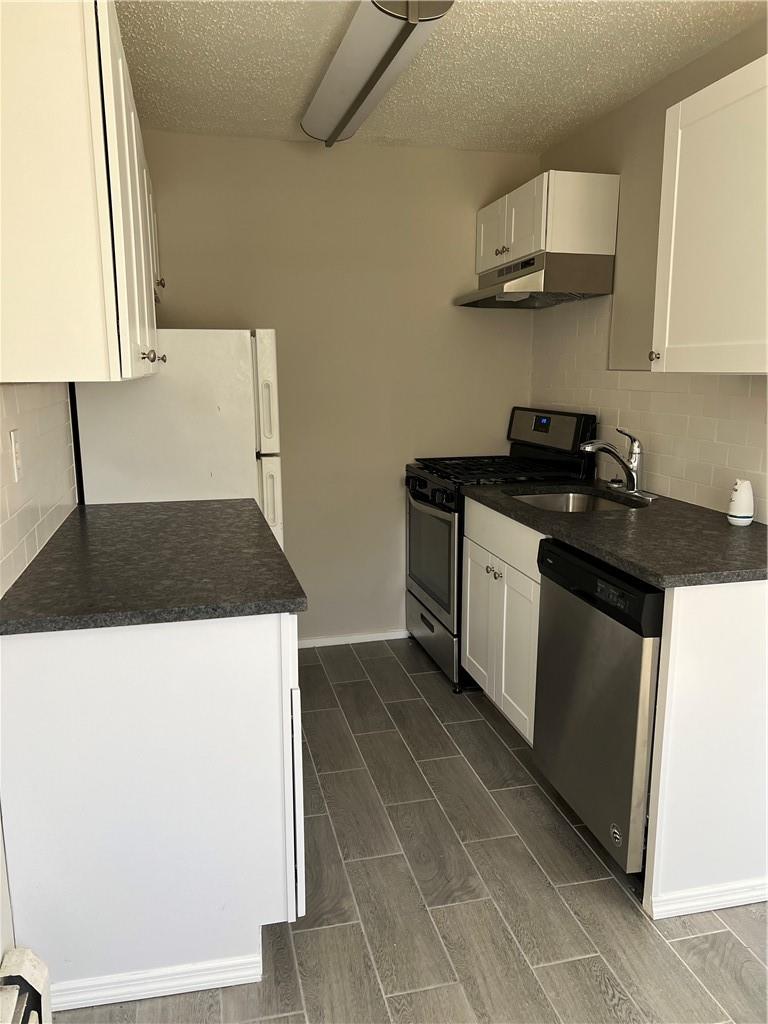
[
  {"left": 0, "top": 383, "right": 76, "bottom": 596},
  {"left": 540, "top": 20, "right": 767, "bottom": 370},
  {"left": 144, "top": 133, "right": 536, "bottom": 639}
]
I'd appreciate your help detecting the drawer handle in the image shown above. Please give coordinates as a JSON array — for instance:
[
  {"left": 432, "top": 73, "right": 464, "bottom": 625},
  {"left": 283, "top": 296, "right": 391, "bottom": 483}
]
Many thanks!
[{"left": 420, "top": 613, "right": 435, "bottom": 634}]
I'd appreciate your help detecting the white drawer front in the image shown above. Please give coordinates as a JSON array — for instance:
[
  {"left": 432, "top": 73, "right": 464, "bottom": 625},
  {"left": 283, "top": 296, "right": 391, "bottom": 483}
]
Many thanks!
[{"left": 464, "top": 499, "right": 545, "bottom": 583}]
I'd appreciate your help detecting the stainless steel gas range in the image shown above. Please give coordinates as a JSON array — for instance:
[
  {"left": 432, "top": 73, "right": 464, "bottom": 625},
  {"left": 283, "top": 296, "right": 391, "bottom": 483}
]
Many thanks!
[{"left": 404, "top": 407, "right": 597, "bottom": 687}]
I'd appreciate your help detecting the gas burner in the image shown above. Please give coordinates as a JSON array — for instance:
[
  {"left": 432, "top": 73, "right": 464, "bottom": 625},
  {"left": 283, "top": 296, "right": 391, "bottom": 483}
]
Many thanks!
[{"left": 414, "top": 455, "right": 572, "bottom": 487}]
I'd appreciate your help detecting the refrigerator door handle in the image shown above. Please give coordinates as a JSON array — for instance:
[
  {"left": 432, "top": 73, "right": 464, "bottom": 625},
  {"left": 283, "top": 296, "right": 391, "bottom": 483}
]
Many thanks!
[
  {"left": 254, "top": 329, "right": 281, "bottom": 455},
  {"left": 262, "top": 380, "right": 275, "bottom": 441}
]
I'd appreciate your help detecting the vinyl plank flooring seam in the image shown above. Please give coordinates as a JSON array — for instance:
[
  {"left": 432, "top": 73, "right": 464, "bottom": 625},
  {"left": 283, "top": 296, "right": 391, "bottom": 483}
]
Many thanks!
[
  {"left": 391, "top": 701, "right": 610, "bottom": 1017},
  {"left": 378, "top": 746, "right": 541, "bottom": 1009},
  {"left": 531, "top": 951, "right": 605, "bottom": 970},
  {"left": 486, "top": 782, "right": 538, "bottom": 792},
  {"left": 395, "top": 749, "right": 561, "bottom": 1021},
  {"left": 492, "top": 787, "right": 613, "bottom": 886},
  {"left": 553, "top": 876, "right": 614, "bottom": 888},
  {"left": 311, "top": 751, "right": 400, "bottom": 1021},
  {"left": 657, "top": 929, "right": 740, "bottom": 1024},
  {"left": 426, "top": 895, "right": 491, "bottom": 912},
  {"left": 667, "top": 929, "right": 734, "bottom": 944},
  {"left": 285, "top": 925, "right": 309, "bottom": 1024},
  {"left": 466, "top": 791, "right": 614, "bottom": 979},
  {"left": 381, "top": 980, "right": 469, "bottom": 999},
  {"left": 426, "top": 898, "right": 561, "bottom": 1024},
  {"left": 561, "top": 878, "right": 733, "bottom": 1024},
  {"left": 316, "top": 644, "right": 367, "bottom": 683},
  {"left": 340, "top": 682, "right": 466, "bottom": 1000},
  {"left": 417, "top": 754, "right": 467, "bottom": 762},
  {"left": 710, "top": 916, "right": 768, "bottom": 969},
  {"left": 379, "top": 836, "right": 461, "bottom": 994},
  {"left": 385, "top": 639, "right": 437, "bottom": 676},
  {"left": 712, "top": 905, "right": 768, "bottom": 967},
  {"left": 326, "top": 718, "right": 435, "bottom": 1012}
]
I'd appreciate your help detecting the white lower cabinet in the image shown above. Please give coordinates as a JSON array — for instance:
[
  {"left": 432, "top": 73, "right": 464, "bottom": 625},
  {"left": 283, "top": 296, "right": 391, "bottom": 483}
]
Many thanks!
[
  {"left": 462, "top": 539, "right": 495, "bottom": 695},
  {"left": 461, "top": 500, "right": 545, "bottom": 744},
  {"left": 1, "top": 613, "right": 304, "bottom": 1008},
  {"left": 496, "top": 561, "right": 540, "bottom": 742}
]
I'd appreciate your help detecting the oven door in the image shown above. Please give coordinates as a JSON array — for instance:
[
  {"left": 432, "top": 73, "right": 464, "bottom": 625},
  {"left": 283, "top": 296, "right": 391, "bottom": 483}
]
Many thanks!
[{"left": 406, "top": 491, "right": 458, "bottom": 634}]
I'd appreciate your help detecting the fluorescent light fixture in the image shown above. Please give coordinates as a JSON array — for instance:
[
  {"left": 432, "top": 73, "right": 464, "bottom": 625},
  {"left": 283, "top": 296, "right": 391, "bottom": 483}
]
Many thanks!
[{"left": 301, "top": 0, "right": 453, "bottom": 148}]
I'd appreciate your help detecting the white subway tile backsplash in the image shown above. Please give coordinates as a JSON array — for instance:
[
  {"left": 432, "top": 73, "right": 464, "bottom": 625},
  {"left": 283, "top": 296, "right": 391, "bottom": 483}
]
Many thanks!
[
  {"left": 531, "top": 296, "right": 767, "bottom": 522},
  {"left": 0, "top": 383, "right": 76, "bottom": 596}
]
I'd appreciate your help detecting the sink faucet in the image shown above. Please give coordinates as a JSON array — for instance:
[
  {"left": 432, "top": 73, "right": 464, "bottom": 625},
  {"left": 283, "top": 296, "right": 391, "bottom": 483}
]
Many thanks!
[{"left": 580, "top": 428, "right": 644, "bottom": 495}]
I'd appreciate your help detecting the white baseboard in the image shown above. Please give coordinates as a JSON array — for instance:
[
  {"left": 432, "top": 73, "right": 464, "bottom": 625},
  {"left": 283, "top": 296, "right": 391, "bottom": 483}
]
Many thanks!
[
  {"left": 647, "top": 877, "right": 768, "bottom": 920},
  {"left": 51, "top": 953, "right": 262, "bottom": 1011},
  {"left": 298, "top": 629, "right": 409, "bottom": 649}
]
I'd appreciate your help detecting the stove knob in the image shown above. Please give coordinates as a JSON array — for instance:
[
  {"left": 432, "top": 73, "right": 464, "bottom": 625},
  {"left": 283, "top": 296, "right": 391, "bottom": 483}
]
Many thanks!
[{"left": 432, "top": 488, "right": 445, "bottom": 503}]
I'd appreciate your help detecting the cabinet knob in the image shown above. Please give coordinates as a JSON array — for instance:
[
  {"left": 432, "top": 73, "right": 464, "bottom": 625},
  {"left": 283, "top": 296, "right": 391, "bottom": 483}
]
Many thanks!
[
  {"left": 486, "top": 565, "right": 492, "bottom": 574},
  {"left": 493, "top": 570, "right": 503, "bottom": 580},
  {"left": 648, "top": 350, "right": 661, "bottom": 362},
  {"left": 156, "top": 277, "right": 166, "bottom": 289},
  {"left": 141, "top": 349, "right": 157, "bottom": 362},
  {"left": 494, "top": 246, "right": 510, "bottom": 257},
  {"left": 157, "top": 354, "right": 167, "bottom": 363}
]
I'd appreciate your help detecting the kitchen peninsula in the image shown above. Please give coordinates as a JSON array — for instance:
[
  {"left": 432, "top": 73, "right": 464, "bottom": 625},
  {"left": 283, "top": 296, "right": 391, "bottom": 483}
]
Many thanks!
[{"left": 0, "top": 500, "right": 306, "bottom": 1011}]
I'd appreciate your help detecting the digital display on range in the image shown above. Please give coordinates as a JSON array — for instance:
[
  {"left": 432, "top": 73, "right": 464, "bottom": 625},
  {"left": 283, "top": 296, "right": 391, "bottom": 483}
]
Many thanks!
[{"left": 533, "top": 414, "right": 552, "bottom": 433}]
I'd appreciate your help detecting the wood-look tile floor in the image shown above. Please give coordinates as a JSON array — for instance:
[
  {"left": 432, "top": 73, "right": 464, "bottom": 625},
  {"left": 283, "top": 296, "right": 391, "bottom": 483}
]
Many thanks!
[{"left": 55, "top": 640, "right": 768, "bottom": 1024}]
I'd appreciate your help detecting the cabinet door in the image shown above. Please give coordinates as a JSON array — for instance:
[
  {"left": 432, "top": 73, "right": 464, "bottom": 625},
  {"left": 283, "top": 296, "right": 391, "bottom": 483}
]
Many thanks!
[
  {"left": 494, "top": 561, "right": 540, "bottom": 744},
  {"left": 506, "top": 173, "right": 548, "bottom": 263},
  {"left": 652, "top": 56, "right": 767, "bottom": 373},
  {"left": 475, "top": 196, "right": 508, "bottom": 274},
  {"left": 97, "top": 0, "right": 155, "bottom": 378},
  {"left": 461, "top": 539, "right": 495, "bottom": 697}
]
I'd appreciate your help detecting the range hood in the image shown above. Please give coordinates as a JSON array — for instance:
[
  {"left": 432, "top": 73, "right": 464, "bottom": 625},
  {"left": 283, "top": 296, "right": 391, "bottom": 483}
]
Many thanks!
[
  {"left": 455, "top": 250, "right": 616, "bottom": 310},
  {"left": 455, "top": 170, "right": 620, "bottom": 310}
]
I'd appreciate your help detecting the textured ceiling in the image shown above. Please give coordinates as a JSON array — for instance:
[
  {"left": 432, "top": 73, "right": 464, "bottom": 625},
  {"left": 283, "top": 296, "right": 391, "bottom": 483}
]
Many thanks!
[{"left": 117, "top": 0, "right": 765, "bottom": 152}]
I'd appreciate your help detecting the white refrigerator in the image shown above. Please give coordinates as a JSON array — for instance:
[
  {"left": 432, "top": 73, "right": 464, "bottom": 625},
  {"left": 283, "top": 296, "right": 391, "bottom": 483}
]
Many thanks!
[{"left": 76, "top": 329, "right": 285, "bottom": 546}]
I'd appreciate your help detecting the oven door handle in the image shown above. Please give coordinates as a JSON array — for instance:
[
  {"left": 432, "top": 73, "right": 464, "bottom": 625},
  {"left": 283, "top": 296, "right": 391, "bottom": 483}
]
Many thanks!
[{"left": 407, "top": 490, "right": 456, "bottom": 523}]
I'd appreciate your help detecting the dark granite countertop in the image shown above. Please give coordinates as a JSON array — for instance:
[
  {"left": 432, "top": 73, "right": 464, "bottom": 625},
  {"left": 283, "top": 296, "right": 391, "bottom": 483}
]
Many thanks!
[
  {"left": 462, "top": 483, "right": 767, "bottom": 589},
  {"left": 0, "top": 500, "right": 307, "bottom": 635}
]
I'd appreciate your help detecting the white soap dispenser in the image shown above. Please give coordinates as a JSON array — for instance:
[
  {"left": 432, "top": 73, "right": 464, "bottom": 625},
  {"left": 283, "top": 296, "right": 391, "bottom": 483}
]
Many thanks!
[{"left": 727, "top": 478, "right": 754, "bottom": 526}]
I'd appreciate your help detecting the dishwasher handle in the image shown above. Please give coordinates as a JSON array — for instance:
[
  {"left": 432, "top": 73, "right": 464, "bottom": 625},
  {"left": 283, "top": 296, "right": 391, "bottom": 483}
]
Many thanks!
[{"left": 538, "top": 539, "right": 664, "bottom": 638}]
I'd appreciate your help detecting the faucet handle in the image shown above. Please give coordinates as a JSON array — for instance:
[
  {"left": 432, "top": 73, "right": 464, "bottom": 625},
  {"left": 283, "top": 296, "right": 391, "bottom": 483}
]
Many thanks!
[{"left": 616, "top": 427, "right": 641, "bottom": 451}]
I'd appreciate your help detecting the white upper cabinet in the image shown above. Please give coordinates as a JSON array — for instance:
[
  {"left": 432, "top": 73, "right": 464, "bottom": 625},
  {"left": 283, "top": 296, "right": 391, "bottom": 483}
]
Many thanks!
[
  {"left": 506, "top": 173, "right": 548, "bottom": 264},
  {"left": 652, "top": 56, "right": 767, "bottom": 374},
  {"left": 475, "top": 196, "right": 509, "bottom": 275},
  {"left": 474, "top": 171, "right": 619, "bottom": 276},
  {"left": 0, "top": 1, "right": 159, "bottom": 382}
]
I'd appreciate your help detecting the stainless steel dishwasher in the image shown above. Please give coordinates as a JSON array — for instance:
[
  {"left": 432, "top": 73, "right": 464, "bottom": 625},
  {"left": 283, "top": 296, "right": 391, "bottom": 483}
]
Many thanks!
[{"left": 534, "top": 540, "right": 664, "bottom": 873}]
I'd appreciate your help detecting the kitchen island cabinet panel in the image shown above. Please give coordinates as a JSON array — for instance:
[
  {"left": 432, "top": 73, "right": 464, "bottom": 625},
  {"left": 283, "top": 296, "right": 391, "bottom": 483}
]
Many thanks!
[{"left": 1, "top": 612, "right": 304, "bottom": 1010}]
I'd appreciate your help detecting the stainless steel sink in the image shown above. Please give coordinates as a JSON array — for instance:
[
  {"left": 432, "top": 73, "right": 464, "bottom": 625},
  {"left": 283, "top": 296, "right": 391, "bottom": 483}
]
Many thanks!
[{"left": 512, "top": 491, "right": 644, "bottom": 512}]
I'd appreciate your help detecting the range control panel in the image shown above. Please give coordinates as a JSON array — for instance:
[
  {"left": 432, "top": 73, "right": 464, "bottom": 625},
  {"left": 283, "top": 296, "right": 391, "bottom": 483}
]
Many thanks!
[{"left": 507, "top": 407, "right": 596, "bottom": 453}]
